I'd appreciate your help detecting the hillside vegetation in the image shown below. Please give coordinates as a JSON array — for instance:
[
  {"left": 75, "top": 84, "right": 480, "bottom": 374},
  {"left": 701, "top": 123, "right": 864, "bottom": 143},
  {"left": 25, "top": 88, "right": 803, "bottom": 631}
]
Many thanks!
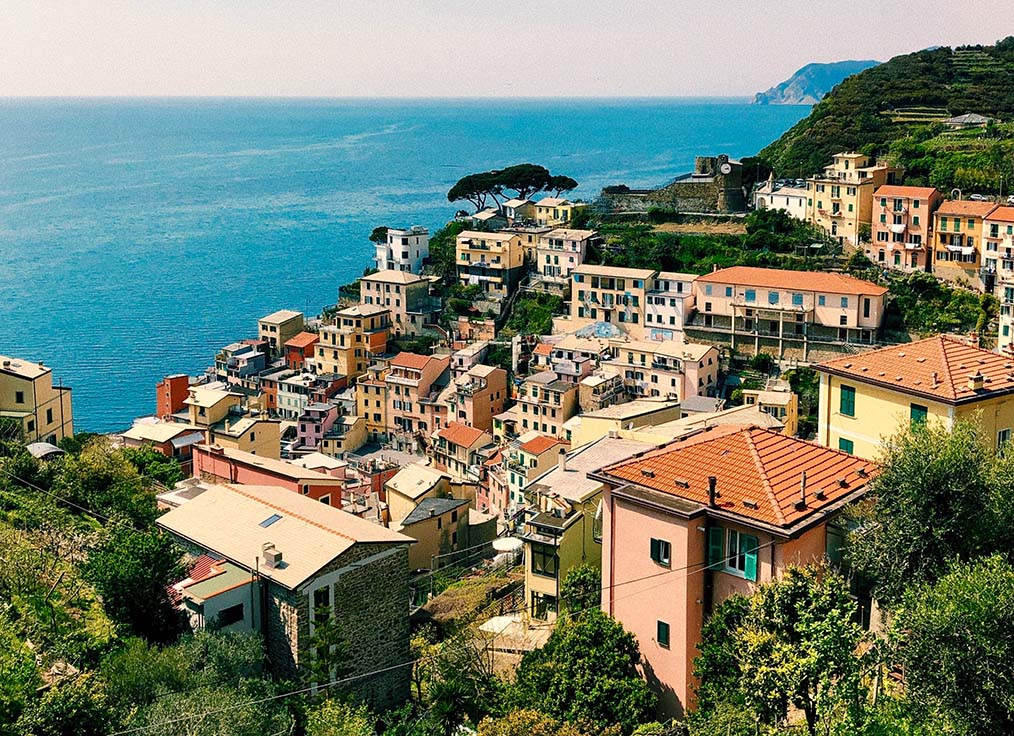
[{"left": 760, "top": 38, "right": 1014, "bottom": 181}]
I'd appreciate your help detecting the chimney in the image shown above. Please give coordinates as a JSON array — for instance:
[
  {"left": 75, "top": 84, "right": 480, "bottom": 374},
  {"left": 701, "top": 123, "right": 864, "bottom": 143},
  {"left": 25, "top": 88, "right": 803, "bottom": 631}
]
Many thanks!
[
  {"left": 558, "top": 448, "right": 568, "bottom": 472},
  {"left": 707, "top": 476, "right": 718, "bottom": 508},
  {"left": 797, "top": 470, "right": 808, "bottom": 510},
  {"left": 931, "top": 371, "right": 939, "bottom": 388},
  {"left": 262, "top": 542, "right": 283, "bottom": 569},
  {"left": 969, "top": 372, "right": 985, "bottom": 391}
]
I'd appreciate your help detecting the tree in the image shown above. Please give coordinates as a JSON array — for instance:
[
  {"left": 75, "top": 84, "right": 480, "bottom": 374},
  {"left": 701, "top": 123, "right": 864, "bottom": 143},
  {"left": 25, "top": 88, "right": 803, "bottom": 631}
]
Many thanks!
[
  {"left": 512, "top": 609, "right": 655, "bottom": 734},
  {"left": 478, "top": 709, "right": 587, "bottom": 736},
  {"left": 448, "top": 172, "right": 501, "bottom": 212},
  {"left": 307, "top": 605, "right": 352, "bottom": 691},
  {"left": 547, "top": 175, "right": 579, "bottom": 197},
  {"left": 54, "top": 440, "right": 158, "bottom": 526},
  {"left": 307, "top": 698, "right": 376, "bottom": 736},
  {"left": 83, "top": 526, "right": 187, "bottom": 644},
  {"left": 426, "top": 631, "right": 503, "bottom": 736},
  {"left": 896, "top": 555, "right": 1014, "bottom": 735},
  {"left": 0, "top": 615, "right": 39, "bottom": 731},
  {"left": 497, "top": 164, "right": 552, "bottom": 200},
  {"left": 692, "top": 596, "right": 750, "bottom": 713},
  {"left": 369, "top": 225, "right": 389, "bottom": 244},
  {"left": 15, "top": 675, "right": 116, "bottom": 736},
  {"left": 120, "top": 444, "right": 184, "bottom": 487},
  {"left": 560, "top": 563, "right": 600, "bottom": 616},
  {"left": 693, "top": 566, "right": 869, "bottom": 736},
  {"left": 846, "top": 421, "right": 998, "bottom": 606}
]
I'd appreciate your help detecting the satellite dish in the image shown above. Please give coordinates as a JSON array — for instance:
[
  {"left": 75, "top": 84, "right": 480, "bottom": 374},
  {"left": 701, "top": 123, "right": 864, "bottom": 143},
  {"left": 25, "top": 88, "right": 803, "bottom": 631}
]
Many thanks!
[{"left": 720, "top": 163, "right": 733, "bottom": 175}]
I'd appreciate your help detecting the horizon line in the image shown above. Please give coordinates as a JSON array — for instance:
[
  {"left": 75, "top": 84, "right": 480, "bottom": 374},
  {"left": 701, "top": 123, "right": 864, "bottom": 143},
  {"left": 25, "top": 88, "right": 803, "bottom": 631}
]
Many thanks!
[{"left": 0, "top": 94, "right": 791, "bottom": 103}]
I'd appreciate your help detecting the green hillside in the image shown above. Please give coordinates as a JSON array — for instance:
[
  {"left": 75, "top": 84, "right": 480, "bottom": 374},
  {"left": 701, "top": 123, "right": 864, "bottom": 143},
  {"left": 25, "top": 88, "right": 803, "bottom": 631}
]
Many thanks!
[{"left": 760, "top": 37, "right": 1014, "bottom": 190}]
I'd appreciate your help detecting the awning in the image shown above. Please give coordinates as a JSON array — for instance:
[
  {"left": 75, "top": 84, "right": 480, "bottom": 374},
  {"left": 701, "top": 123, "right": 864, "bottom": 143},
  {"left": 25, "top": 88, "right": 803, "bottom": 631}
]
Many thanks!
[{"left": 170, "top": 432, "right": 204, "bottom": 449}]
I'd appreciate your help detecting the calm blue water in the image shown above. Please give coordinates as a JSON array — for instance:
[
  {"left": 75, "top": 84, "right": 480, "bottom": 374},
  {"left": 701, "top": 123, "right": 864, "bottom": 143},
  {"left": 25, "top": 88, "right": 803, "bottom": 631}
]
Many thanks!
[{"left": 0, "top": 98, "right": 808, "bottom": 431}]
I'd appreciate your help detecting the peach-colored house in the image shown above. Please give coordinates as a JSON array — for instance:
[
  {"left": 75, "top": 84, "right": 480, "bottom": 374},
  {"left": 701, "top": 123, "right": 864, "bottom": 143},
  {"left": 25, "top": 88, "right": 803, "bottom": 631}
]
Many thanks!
[
  {"left": 690, "top": 266, "right": 887, "bottom": 353},
  {"left": 869, "top": 185, "right": 942, "bottom": 272},
  {"left": 594, "top": 425, "right": 877, "bottom": 716},
  {"left": 442, "top": 363, "right": 508, "bottom": 434},
  {"left": 385, "top": 352, "right": 451, "bottom": 448}
]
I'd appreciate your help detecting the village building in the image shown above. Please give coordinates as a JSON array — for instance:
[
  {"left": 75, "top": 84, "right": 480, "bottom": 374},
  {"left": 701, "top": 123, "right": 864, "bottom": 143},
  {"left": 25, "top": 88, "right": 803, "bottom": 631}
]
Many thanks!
[
  {"left": 932, "top": 200, "right": 998, "bottom": 290},
  {"left": 805, "top": 153, "right": 896, "bottom": 244},
  {"left": 258, "top": 310, "right": 305, "bottom": 358},
  {"left": 360, "top": 270, "right": 440, "bottom": 337},
  {"left": 869, "top": 185, "right": 942, "bottom": 272},
  {"left": 596, "top": 425, "right": 877, "bottom": 715},
  {"left": 157, "top": 481, "right": 413, "bottom": 710},
  {"left": 0, "top": 355, "right": 74, "bottom": 444},
  {"left": 375, "top": 226, "right": 429, "bottom": 273}
]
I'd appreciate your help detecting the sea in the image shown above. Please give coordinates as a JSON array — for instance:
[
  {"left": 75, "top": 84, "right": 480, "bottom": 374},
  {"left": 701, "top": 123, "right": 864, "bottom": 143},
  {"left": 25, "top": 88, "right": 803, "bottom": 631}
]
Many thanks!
[{"left": 0, "top": 98, "right": 809, "bottom": 432}]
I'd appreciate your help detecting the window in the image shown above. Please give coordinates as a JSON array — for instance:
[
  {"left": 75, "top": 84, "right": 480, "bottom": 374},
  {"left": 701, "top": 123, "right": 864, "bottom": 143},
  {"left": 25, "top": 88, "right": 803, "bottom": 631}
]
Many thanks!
[
  {"left": 14, "top": 391, "right": 24, "bottom": 404},
  {"left": 818, "top": 295, "right": 826, "bottom": 307},
  {"left": 839, "top": 385, "right": 856, "bottom": 417},
  {"left": 46, "top": 408, "right": 53, "bottom": 424},
  {"left": 768, "top": 291, "right": 779, "bottom": 305},
  {"left": 725, "top": 286, "right": 733, "bottom": 297},
  {"left": 791, "top": 293, "right": 803, "bottom": 306},
  {"left": 313, "top": 586, "right": 331, "bottom": 621},
  {"left": 649, "top": 538, "right": 671, "bottom": 566},
  {"left": 839, "top": 438, "right": 854, "bottom": 454},
  {"left": 704, "top": 284, "right": 712, "bottom": 296},
  {"left": 999, "top": 429, "right": 1011, "bottom": 450},
  {"left": 26, "top": 420, "right": 35, "bottom": 433},
  {"left": 840, "top": 296, "right": 849, "bottom": 308},
  {"left": 217, "top": 603, "right": 244, "bottom": 627},
  {"left": 745, "top": 289, "right": 756, "bottom": 303},
  {"left": 531, "top": 543, "right": 558, "bottom": 578},
  {"left": 708, "top": 528, "right": 758, "bottom": 580},
  {"left": 319, "top": 495, "right": 331, "bottom": 505},
  {"left": 910, "top": 403, "right": 928, "bottom": 425},
  {"left": 259, "top": 513, "right": 283, "bottom": 527},
  {"left": 656, "top": 621, "right": 670, "bottom": 648}
]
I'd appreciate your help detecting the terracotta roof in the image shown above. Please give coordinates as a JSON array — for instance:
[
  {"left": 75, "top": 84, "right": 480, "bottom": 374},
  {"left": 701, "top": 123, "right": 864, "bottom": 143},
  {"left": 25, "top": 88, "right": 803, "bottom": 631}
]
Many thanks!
[
  {"left": 601, "top": 426, "right": 877, "bottom": 528},
  {"left": 816, "top": 335, "right": 1014, "bottom": 404},
  {"left": 696, "top": 266, "right": 887, "bottom": 297},
  {"left": 285, "top": 332, "right": 319, "bottom": 349},
  {"left": 936, "top": 200, "right": 998, "bottom": 218},
  {"left": 390, "top": 352, "right": 436, "bottom": 370},
  {"left": 519, "top": 434, "right": 568, "bottom": 456},
  {"left": 873, "top": 185, "right": 938, "bottom": 199},
  {"left": 437, "top": 421, "right": 488, "bottom": 448},
  {"left": 986, "top": 206, "right": 1014, "bottom": 223},
  {"left": 533, "top": 343, "right": 553, "bottom": 356}
]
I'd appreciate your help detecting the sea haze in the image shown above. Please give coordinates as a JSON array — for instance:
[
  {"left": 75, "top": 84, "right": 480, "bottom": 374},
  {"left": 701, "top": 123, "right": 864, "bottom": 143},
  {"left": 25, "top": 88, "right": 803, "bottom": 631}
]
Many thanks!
[{"left": 0, "top": 97, "right": 809, "bottom": 431}]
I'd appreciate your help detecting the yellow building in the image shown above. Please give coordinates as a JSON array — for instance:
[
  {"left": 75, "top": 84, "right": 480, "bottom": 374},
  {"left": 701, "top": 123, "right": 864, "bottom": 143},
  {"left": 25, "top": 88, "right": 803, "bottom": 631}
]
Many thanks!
[
  {"left": 805, "top": 153, "right": 896, "bottom": 245},
  {"left": 258, "top": 310, "right": 304, "bottom": 358},
  {"left": 355, "top": 363, "right": 389, "bottom": 443},
  {"left": 455, "top": 231, "right": 525, "bottom": 302},
  {"left": 320, "top": 415, "right": 368, "bottom": 457},
  {"left": 569, "top": 264, "right": 656, "bottom": 339},
  {"left": 0, "top": 356, "right": 74, "bottom": 444},
  {"left": 533, "top": 197, "right": 581, "bottom": 227},
  {"left": 742, "top": 387, "right": 799, "bottom": 436},
  {"left": 568, "top": 399, "right": 682, "bottom": 448},
  {"left": 933, "top": 200, "right": 997, "bottom": 289},
  {"left": 384, "top": 462, "right": 452, "bottom": 524},
  {"left": 315, "top": 305, "right": 391, "bottom": 380},
  {"left": 184, "top": 386, "right": 280, "bottom": 458},
  {"left": 185, "top": 387, "right": 243, "bottom": 427},
  {"left": 815, "top": 335, "right": 1014, "bottom": 460}
]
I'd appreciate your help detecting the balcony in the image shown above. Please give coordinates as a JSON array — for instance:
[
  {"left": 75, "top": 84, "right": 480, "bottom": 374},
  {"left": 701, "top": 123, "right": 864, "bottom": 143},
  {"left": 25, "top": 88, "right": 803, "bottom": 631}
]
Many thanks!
[{"left": 386, "top": 372, "right": 420, "bottom": 387}]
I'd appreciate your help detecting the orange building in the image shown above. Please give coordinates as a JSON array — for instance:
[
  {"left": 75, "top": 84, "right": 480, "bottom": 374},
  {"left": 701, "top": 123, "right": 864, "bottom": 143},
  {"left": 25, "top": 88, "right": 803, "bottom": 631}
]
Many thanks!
[
  {"left": 157, "top": 374, "right": 191, "bottom": 420},
  {"left": 870, "top": 185, "right": 942, "bottom": 272},
  {"left": 284, "top": 332, "right": 319, "bottom": 371}
]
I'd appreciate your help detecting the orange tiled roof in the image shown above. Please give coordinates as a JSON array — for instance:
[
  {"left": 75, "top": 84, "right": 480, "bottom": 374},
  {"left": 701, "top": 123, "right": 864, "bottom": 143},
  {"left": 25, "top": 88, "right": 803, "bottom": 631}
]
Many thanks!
[
  {"left": 285, "top": 332, "right": 320, "bottom": 349},
  {"left": 986, "top": 206, "right": 1014, "bottom": 223},
  {"left": 936, "top": 200, "right": 998, "bottom": 218},
  {"left": 520, "top": 434, "right": 567, "bottom": 456},
  {"left": 602, "top": 425, "right": 877, "bottom": 528},
  {"left": 696, "top": 266, "right": 887, "bottom": 297},
  {"left": 534, "top": 343, "right": 553, "bottom": 356},
  {"left": 816, "top": 335, "right": 1014, "bottom": 404},
  {"left": 390, "top": 352, "right": 437, "bottom": 370},
  {"left": 873, "top": 185, "right": 938, "bottom": 199},
  {"left": 437, "top": 421, "right": 487, "bottom": 448}
]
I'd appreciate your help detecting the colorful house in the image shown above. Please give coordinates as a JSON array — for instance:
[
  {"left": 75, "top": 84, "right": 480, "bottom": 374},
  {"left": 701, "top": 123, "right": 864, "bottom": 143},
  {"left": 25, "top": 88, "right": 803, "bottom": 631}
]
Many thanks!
[{"left": 869, "top": 185, "right": 942, "bottom": 272}]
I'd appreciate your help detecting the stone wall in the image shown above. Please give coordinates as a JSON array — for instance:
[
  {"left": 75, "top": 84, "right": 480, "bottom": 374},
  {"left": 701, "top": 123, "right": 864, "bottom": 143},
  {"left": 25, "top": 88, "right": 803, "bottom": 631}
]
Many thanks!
[
  {"left": 599, "top": 155, "right": 747, "bottom": 214},
  {"left": 296, "top": 542, "right": 412, "bottom": 711}
]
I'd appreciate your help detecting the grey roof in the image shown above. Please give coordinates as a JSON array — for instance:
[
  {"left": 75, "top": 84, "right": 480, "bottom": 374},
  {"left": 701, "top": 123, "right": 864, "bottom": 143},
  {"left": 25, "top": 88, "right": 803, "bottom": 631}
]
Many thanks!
[
  {"left": 401, "top": 497, "right": 469, "bottom": 526},
  {"left": 679, "top": 395, "right": 724, "bottom": 413}
]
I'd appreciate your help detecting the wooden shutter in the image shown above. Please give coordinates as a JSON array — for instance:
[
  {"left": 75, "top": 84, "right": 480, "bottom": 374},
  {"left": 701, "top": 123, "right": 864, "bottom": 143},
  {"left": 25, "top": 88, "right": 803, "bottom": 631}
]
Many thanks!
[
  {"left": 707, "top": 527, "right": 723, "bottom": 570},
  {"left": 744, "top": 535, "right": 759, "bottom": 581}
]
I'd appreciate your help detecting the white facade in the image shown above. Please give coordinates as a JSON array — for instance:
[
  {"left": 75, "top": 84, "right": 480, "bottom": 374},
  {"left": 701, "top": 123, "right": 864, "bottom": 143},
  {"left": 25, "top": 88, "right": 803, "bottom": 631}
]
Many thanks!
[
  {"left": 753, "top": 182, "right": 808, "bottom": 220},
  {"left": 645, "top": 272, "right": 696, "bottom": 341},
  {"left": 375, "top": 226, "right": 430, "bottom": 273},
  {"left": 536, "top": 229, "right": 598, "bottom": 283}
]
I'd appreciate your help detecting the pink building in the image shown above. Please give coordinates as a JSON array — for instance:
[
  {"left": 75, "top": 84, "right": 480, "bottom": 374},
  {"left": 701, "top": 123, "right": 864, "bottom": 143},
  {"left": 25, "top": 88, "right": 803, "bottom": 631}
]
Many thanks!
[
  {"left": 192, "top": 444, "right": 345, "bottom": 507},
  {"left": 870, "top": 185, "right": 942, "bottom": 272},
  {"left": 594, "top": 425, "right": 877, "bottom": 716},
  {"left": 296, "top": 402, "right": 340, "bottom": 451},
  {"left": 385, "top": 353, "right": 451, "bottom": 447}
]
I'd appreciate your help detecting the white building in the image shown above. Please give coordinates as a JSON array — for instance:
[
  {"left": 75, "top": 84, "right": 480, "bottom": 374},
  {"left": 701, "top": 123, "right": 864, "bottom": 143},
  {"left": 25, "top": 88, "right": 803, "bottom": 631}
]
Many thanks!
[
  {"left": 645, "top": 272, "right": 697, "bottom": 341},
  {"left": 535, "top": 229, "right": 600, "bottom": 283},
  {"left": 375, "top": 226, "right": 429, "bottom": 273},
  {"left": 753, "top": 177, "right": 808, "bottom": 220}
]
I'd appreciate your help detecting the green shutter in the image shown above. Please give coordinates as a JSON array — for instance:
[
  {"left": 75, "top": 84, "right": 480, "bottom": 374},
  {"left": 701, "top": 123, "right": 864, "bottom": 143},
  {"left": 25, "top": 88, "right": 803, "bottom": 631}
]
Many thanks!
[
  {"left": 650, "top": 538, "right": 660, "bottom": 563},
  {"left": 707, "top": 527, "right": 723, "bottom": 570},
  {"left": 743, "top": 535, "right": 759, "bottom": 581}
]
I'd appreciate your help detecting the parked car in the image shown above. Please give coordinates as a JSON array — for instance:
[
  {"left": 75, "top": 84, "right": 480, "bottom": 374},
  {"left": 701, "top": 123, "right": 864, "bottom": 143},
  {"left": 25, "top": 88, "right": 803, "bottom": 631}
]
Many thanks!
[
  {"left": 1006, "top": 195, "right": 1014, "bottom": 205},
  {"left": 969, "top": 193, "right": 989, "bottom": 201}
]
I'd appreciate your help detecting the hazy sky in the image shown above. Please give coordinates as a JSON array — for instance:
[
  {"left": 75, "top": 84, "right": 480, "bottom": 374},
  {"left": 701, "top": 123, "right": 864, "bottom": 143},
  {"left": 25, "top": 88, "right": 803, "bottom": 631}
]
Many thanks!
[{"left": 2, "top": 1, "right": 1010, "bottom": 97}]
